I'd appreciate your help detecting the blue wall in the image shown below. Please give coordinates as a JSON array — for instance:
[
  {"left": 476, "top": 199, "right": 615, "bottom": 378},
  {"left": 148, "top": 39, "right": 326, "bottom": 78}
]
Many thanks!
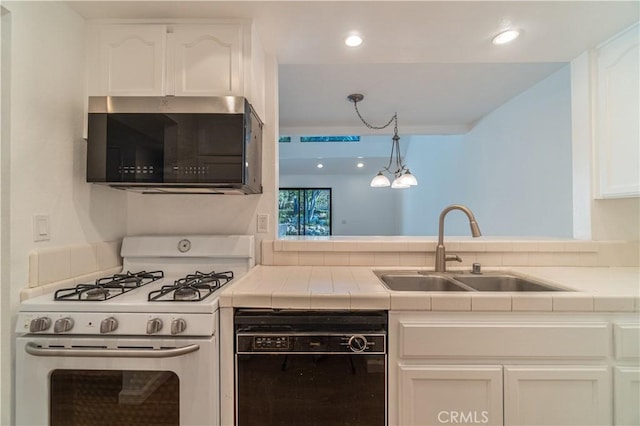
[{"left": 402, "top": 65, "right": 573, "bottom": 237}]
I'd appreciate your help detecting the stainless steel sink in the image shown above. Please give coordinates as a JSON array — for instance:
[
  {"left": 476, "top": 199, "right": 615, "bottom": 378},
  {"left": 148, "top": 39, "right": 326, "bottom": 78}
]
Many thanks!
[
  {"left": 375, "top": 270, "right": 570, "bottom": 292},
  {"left": 377, "top": 273, "right": 470, "bottom": 292},
  {"left": 452, "top": 274, "right": 568, "bottom": 292}
]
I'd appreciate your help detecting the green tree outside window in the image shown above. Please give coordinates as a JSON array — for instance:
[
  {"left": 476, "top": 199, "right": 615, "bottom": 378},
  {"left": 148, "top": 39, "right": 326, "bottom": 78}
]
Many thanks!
[{"left": 278, "top": 188, "right": 332, "bottom": 236}]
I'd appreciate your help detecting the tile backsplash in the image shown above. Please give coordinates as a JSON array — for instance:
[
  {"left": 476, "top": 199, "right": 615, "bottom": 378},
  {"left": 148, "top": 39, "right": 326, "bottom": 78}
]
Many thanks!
[
  {"left": 261, "top": 238, "right": 639, "bottom": 268},
  {"left": 22, "top": 240, "right": 123, "bottom": 301}
]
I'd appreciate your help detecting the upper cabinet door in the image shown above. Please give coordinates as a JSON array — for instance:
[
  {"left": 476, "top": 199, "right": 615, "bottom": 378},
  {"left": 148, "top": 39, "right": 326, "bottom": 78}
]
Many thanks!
[
  {"left": 168, "top": 25, "right": 243, "bottom": 96},
  {"left": 97, "top": 25, "right": 167, "bottom": 96},
  {"left": 595, "top": 24, "right": 639, "bottom": 198}
]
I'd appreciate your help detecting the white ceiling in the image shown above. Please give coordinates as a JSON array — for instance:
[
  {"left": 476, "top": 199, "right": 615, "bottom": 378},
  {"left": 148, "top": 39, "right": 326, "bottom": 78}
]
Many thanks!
[{"left": 66, "top": 0, "right": 639, "bottom": 172}]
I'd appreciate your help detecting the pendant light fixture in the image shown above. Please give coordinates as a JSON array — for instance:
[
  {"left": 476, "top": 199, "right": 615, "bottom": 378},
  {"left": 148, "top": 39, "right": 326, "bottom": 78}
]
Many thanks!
[{"left": 347, "top": 93, "right": 417, "bottom": 189}]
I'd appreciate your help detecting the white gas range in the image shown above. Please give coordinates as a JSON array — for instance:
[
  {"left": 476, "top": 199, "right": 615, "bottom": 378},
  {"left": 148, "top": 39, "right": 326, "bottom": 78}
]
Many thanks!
[{"left": 15, "top": 234, "right": 254, "bottom": 426}]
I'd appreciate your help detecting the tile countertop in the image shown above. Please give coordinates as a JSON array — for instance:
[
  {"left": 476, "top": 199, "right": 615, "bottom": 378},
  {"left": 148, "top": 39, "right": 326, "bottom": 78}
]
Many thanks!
[{"left": 219, "top": 266, "right": 640, "bottom": 312}]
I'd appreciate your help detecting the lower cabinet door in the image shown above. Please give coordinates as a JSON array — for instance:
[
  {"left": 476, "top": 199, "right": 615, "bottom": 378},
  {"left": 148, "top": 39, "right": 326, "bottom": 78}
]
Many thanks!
[
  {"left": 398, "top": 365, "right": 503, "bottom": 426},
  {"left": 504, "top": 365, "right": 611, "bottom": 426},
  {"left": 614, "top": 367, "right": 640, "bottom": 426}
]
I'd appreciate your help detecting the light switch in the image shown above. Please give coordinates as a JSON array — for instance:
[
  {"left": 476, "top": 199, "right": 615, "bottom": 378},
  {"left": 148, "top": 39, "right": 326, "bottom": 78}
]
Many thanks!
[
  {"left": 257, "top": 214, "right": 269, "bottom": 233},
  {"left": 33, "top": 214, "right": 50, "bottom": 242}
]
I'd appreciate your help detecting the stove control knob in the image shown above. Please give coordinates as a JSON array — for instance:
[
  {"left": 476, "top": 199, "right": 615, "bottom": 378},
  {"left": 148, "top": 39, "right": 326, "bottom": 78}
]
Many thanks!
[
  {"left": 146, "top": 318, "right": 163, "bottom": 335},
  {"left": 29, "top": 317, "right": 51, "bottom": 333},
  {"left": 347, "top": 334, "right": 368, "bottom": 353},
  {"left": 54, "top": 317, "right": 74, "bottom": 333},
  {"left": 171, "top": 318, "right": 187, "bottom": 335},
  {"left": 100, "top": 317, "right": 118, "bottom": 334}
]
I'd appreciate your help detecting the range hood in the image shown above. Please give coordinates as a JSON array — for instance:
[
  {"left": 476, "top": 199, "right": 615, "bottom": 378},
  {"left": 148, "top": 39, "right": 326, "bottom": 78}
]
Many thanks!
[{"left": 86, "top": 96, "right": 263, "bottom": 195}]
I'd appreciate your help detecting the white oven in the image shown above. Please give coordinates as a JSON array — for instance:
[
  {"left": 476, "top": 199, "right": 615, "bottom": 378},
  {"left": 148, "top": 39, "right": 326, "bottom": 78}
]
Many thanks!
[
  {"left": 15, "top": 235, "right": 254, "bottom": 426},
  {"left": 16, "top": 328, "right": 218, "bottom": 425}
]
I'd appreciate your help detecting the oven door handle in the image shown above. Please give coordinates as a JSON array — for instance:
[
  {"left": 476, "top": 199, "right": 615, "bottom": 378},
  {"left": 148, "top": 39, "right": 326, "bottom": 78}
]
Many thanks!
[{"left": 24, "top": 342, "right": 200, "bottom": 358}]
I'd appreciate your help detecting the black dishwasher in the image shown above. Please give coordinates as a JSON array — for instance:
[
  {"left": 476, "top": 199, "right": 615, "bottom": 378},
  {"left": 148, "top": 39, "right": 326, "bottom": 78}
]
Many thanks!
[{"left": 235, "top": 309, "right": 387, "bottom": 426}]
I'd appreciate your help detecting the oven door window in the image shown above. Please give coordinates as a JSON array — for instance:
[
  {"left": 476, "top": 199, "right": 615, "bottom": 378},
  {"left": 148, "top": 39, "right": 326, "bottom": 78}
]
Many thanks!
[
  {"left": 50, "top": 370, "right": 179, "bottom": 426},
  {"left": 237, "top": 354, "right": 386, "bottom": 426}
]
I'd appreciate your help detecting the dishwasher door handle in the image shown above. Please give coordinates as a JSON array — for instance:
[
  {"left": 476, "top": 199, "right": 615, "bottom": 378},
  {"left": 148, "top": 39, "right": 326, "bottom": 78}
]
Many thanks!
[{"left": 24, "top": 342, "right": 200, "bottom": 358}]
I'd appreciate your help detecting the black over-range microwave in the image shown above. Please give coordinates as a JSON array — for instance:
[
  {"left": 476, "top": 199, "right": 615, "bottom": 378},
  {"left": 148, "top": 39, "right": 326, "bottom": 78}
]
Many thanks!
[{"left": 86, "top": 96, "right": 263, "bottom": 194}]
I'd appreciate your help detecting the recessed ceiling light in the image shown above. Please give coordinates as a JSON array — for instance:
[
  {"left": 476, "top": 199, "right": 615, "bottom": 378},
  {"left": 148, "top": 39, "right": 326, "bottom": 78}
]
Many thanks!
[
  {"left": 492, "top": 29, "right": 520, "bottom": 45},
  {"left": 345, "top": 34, "right": 363, "bottom": 47},
  {"left": 356, "top": 162, "right": 364, "bottom": 168},
  {"left": 316, "top": 163, "right": 324, "bottom": 169}
]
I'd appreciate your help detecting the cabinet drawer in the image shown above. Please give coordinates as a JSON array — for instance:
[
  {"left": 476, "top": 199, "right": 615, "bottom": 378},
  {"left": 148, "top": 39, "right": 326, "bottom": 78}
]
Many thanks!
[
  {"left": 614, "top": 324, "right": 640, "bottom": 360},
  {"left": 399, "top": 321, "right": 610, "bottom": 359}
]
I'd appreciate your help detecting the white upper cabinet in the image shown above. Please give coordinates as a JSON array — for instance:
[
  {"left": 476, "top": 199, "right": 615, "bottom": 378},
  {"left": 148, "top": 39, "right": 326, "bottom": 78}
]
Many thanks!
[
  {"left": 595, "top": 24, "right": 640, "bottom": 198},
  {"left": 90, "top": 25, "right": 167, "bottom": 96},
  {"left": 88, "top": 23, "right": 245, "bottom": 97},
  {"left": 168, "top": 25, "right": 243, "bottom": 96}
]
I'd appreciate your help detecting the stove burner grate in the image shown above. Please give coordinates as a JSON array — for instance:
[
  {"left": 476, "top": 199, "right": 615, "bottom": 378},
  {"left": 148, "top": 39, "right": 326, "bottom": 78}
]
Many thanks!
[
  {"left": 54, "top": 271, "right": 164, "bottom": 301},
  {"left": 148, "top": 271, "right": 234, "bottom": 302}
]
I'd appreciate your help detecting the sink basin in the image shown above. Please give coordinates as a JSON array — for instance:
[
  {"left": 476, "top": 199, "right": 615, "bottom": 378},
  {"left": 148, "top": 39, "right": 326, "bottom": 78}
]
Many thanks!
[
  {"left": 453, "top": 274, "right": 568, "bottom": 292},
  {"left": 377, "top": 274, "right": 470, "bottom": 292},
  {"left": 375, "top": 270, "right": 570, "bottom": 292}
]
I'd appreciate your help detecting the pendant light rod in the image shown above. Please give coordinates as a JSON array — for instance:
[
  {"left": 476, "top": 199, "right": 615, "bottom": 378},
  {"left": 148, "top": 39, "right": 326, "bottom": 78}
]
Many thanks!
[
  {"left": 347, "top": 93, "right": 418, "bottom": 188},
  {"left": 347, "top": 93, "right": 397, "bottom": 130}
]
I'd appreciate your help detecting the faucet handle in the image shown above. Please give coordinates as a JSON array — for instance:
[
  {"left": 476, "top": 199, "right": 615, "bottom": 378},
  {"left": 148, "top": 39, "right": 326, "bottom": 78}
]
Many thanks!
[{"left": 445, "top": 254, "right": 462, "bottom": 263}]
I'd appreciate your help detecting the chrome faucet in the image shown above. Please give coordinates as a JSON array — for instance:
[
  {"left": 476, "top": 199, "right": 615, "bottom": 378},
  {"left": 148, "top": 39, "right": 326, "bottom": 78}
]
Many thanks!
[{"left": 435, "top": 205, "right": 482, "bottom": 272}]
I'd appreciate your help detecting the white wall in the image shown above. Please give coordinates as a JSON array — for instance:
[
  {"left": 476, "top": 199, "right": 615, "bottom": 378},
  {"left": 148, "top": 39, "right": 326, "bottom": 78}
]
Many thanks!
[
  {"left": 279, "top": 174, "right": 402, "bottom": 236},
  {"left": 402, "top": 66, "right": 574, "bottom": 237},
  {"left": 2, "top": 2, "right": 129, "bottom": 422},
  {"left": 0, "top": 6, "right": 10, "bottom": 425}
]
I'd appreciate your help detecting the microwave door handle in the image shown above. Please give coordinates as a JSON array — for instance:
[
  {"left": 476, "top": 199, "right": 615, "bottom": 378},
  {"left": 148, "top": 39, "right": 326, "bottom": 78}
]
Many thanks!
[{"left": 24, "top": 342, "right": 200, "bottom": 358}]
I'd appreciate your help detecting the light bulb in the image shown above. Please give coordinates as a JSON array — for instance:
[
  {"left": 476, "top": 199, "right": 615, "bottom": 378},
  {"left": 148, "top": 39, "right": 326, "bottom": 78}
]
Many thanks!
[
  {"left": 345, "top": 34, "right": 363, "bottom": 47},
  {"left": 397, "top": 170, "right": 418, "bottom": 186},
  {"left": 492, "top": 29, "right": 520, "bottom": 45},
  {"left": 391, "top": 177, "right": 410, "bottom": 189},
  {"left": 370, "top": 172, "right": 390, "bottom": 187}
]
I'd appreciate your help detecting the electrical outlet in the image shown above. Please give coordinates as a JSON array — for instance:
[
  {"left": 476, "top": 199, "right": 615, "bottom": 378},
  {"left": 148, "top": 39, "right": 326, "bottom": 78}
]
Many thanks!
[{"left": 257, "top": 214, "right": 269, "bottom": 233}]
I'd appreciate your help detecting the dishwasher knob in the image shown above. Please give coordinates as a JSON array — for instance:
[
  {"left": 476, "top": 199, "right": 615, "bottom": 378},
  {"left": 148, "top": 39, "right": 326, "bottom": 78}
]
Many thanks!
[
  {"left": 171, "top": 318, "right": 187, "bottom": 335},
  {"left": 29, "top": 317, "right": 51, "bottom": 333},
  {"left": 100, "top": 317, "right": 118, "bottom": 334},
  {"left": 347, "top": 334, "right": 368, "bottom": 353},
  {"left": 54, "top": 317, "right": 74, "bottom": 333},
  {"left": 146, "top": 318, "right": 163, "bottom": 335}
]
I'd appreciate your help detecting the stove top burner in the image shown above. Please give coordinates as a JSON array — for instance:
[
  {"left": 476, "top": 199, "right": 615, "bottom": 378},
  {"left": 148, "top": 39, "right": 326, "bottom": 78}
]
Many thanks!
[
  {"left": 148, "top": 271, "right": 234, "bottom": 302},
  {"left": 174, "top": 287, "right": 199, "bottom": 301},
  {"left": 85, "top": 287, "right": 111, "bottom": 301},
  {"left": 54, "top": 271, "right": 164, "bottom": 301}
]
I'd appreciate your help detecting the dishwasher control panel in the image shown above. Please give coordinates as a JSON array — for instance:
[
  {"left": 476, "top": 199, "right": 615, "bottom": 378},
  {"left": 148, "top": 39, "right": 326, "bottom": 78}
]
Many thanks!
[
  {"left": 236, "top": 333, "right": 386, "bottom": 354},
  {"left": 253, "top": 336, "right": 291, "bottom": 350}
]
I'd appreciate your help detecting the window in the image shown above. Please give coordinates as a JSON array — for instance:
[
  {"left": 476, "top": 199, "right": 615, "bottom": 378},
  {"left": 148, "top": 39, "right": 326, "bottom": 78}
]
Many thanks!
[
  {"left": 299, "top": 136, "right": 360, "bottom": 142},
  {"left": 278, "top": 135, "right": 360, "bottom": 143},
  {"left": 278, "top": 188, "right": 332, "bottom": 236}
]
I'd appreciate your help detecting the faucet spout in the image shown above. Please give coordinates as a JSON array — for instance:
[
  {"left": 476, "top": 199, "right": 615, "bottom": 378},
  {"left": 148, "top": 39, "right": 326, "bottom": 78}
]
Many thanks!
[{"left": 435, "top": 204, "right": 482, "bottom": 272}]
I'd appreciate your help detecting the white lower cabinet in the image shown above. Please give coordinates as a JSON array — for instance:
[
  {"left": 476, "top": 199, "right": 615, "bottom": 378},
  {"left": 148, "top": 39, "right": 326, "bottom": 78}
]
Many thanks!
[
  {"left": 504, "top": 365, "right": 611, "bottom": 426},
  {"left": 398, "top": 365, "right": 503, "bottom": 426},
  {"left": 614, "top": 367, "right": 640, "bottom": 426},
  {"left": 396, "top": 364, "right": 611, "bottom": 426},
  {"left": 389, "top": 313, "right": 638, "bottom": 426}
]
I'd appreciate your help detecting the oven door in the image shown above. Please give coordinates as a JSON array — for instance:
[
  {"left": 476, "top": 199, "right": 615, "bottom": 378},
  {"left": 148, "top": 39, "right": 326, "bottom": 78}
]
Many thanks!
[
  {"left": 236, "top": 352, "right": 386, "bottom": 426},
  {"left": 16, "top": 336, "right": 218, "bottom": 426}
]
